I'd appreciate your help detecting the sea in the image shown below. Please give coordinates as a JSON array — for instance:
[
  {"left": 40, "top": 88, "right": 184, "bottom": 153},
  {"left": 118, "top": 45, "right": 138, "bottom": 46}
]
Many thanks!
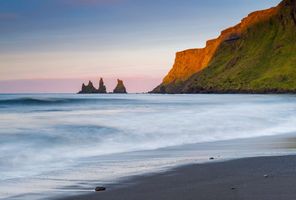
[{"left": 1, "top": 94, "right": 296, "bottom": 200}]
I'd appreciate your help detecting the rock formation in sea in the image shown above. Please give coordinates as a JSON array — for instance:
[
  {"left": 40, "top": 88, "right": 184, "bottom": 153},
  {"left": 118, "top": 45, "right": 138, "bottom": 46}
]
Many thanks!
[
  {"left": 97, "top": 78, "right": 107, "bottom": 93},
  {"left": 78, "top": 78, "right": 107, "bottom": 94},
  {"left": 113, "top": 79, "right": 127, "bottom": 93},
  {"left": 78, "top": 81, "right": 98, "bottom": 94},
  {"left": 152, "top": 0, "right": 296, "bottom": 94}
]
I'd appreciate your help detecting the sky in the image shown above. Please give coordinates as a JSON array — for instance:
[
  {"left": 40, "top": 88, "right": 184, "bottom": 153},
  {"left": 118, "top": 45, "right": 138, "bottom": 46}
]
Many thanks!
[{"left": 0, "top": 0, "right": 281, "bottom": 93}]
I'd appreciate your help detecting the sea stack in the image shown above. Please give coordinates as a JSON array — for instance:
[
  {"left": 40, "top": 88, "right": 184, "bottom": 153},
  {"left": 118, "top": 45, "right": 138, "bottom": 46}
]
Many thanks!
[
  {"left": 113, "top": 79, "right": 127, "bottom": 93},
  {"left": 97, "top": 78, "right": 107, "bottom": 93},
  {"left": 78, "top": 81, "right": 98, "bottom": 94}
]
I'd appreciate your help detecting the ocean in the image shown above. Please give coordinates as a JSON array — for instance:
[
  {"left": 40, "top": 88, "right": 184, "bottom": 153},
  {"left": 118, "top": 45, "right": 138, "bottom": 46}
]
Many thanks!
[{"left": 1, "top": 94, "right": 296, "bottom": 200}]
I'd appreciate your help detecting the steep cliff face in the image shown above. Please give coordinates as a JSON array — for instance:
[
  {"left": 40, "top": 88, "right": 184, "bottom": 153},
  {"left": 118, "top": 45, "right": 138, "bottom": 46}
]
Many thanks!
[
  {"left": 162, "top": 40, "right": 220, "bottom": 85},
  {"left": 152, "top": 0, "right": 296, "bottom": 93}
]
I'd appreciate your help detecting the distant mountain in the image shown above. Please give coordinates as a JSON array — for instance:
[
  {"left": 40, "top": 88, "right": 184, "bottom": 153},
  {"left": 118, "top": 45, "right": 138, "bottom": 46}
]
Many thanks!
[{"left": 152, "top": 0, "right": 296, "bottom": 93}]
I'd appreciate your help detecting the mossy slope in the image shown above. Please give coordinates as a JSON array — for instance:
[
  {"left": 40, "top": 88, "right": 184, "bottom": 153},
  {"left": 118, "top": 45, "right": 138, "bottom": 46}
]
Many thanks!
[{"left": 152, "top": 0, "right": 296, "bottom": 93}]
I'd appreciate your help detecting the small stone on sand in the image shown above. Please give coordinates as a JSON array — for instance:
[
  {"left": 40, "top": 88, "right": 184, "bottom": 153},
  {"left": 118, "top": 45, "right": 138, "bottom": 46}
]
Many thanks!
[{"left": 95, "top": 187, "right": 106, "bottom": 192}]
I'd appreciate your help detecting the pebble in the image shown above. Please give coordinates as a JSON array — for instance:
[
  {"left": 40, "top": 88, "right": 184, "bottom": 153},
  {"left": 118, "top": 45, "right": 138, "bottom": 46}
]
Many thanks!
[
  {"left": 95, "top": 187, "right": 106, "bottom": 192},
  {"left": 264, "top": 174, "right": 269, "bottom": 178}
]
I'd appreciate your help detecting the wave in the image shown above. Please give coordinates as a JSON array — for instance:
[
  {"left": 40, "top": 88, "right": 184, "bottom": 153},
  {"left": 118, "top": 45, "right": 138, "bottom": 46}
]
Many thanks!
[
  {"left": 1, "top": 94, "right": 296, "bottom": 200},
  {"left": 0, "top": 97, "right": 136, "bottom": 106},
  {"left": 0, "top": 98, "right": 68, "bottom": 105}
]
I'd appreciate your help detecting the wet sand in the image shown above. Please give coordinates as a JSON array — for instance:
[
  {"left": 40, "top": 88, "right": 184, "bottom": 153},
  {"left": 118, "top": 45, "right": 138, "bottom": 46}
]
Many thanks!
[{"left": 57, "top": 155, "right": 296, "bottom": 200}]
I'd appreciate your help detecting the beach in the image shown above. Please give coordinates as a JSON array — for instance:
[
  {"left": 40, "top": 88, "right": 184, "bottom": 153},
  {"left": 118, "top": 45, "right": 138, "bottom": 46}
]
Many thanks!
[
  {"left": 1, "top": 0, "right": 296, "bottom": 199},
  {"left": 1, "top": 94, "right": 296, "bottom": 200},
  {"left": 58, "top": 155, "right": 296, "bottom": 200}
]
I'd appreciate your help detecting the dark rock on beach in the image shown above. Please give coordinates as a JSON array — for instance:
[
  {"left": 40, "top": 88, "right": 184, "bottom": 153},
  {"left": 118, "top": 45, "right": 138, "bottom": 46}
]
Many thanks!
[{"left": 95, "top": 187, "right": 106, "bottom": 192}]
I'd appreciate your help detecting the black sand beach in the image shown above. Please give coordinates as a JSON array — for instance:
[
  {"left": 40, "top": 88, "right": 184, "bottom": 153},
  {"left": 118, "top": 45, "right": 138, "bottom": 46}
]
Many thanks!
[{"left": 57, "top": 155, "right": 296, "bottom": 200}]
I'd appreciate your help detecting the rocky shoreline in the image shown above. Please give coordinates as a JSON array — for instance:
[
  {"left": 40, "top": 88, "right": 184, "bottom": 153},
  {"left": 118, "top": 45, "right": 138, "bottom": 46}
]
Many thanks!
[{"left": 151, "top": 83, "right": 296, "bottom": 94}]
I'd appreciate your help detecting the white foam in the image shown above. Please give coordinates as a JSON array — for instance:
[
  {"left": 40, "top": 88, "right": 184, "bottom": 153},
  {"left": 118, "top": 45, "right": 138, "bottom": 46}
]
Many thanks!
[{"left": 1, "top": 94, "right": 296, "bottom": 199}]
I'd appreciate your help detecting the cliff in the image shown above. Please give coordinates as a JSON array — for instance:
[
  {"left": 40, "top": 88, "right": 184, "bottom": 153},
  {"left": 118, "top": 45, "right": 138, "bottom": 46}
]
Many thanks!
[
  {"left": 113, "top": 79, "right": 127, "bottom": 93},
  {"left": 152, "top": 0, "right": 296, "bottom": 93}
]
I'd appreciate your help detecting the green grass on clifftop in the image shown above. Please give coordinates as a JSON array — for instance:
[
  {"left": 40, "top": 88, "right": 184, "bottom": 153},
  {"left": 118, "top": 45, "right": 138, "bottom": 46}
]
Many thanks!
[
  {"left": 153, "top": 0, "right": 296, "bottom": 94},
  {"left": 182, "top": 8, "right": 296, "bottom": 93}
]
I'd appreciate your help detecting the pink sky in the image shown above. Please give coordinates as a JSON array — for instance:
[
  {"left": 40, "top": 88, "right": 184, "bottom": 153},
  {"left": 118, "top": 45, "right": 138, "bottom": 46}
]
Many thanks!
[
  {"left": 0, "top": 77, "right": 162, "bottom": 93},
  {"left": 0, "top": 0, "right": 280, "bottom": 93}
]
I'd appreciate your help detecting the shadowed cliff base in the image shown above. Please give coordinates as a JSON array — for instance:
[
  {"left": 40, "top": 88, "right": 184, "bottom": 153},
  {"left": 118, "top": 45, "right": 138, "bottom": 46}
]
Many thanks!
[{"left": 152, "top": 0, "right": 296, "bottom": 94}]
